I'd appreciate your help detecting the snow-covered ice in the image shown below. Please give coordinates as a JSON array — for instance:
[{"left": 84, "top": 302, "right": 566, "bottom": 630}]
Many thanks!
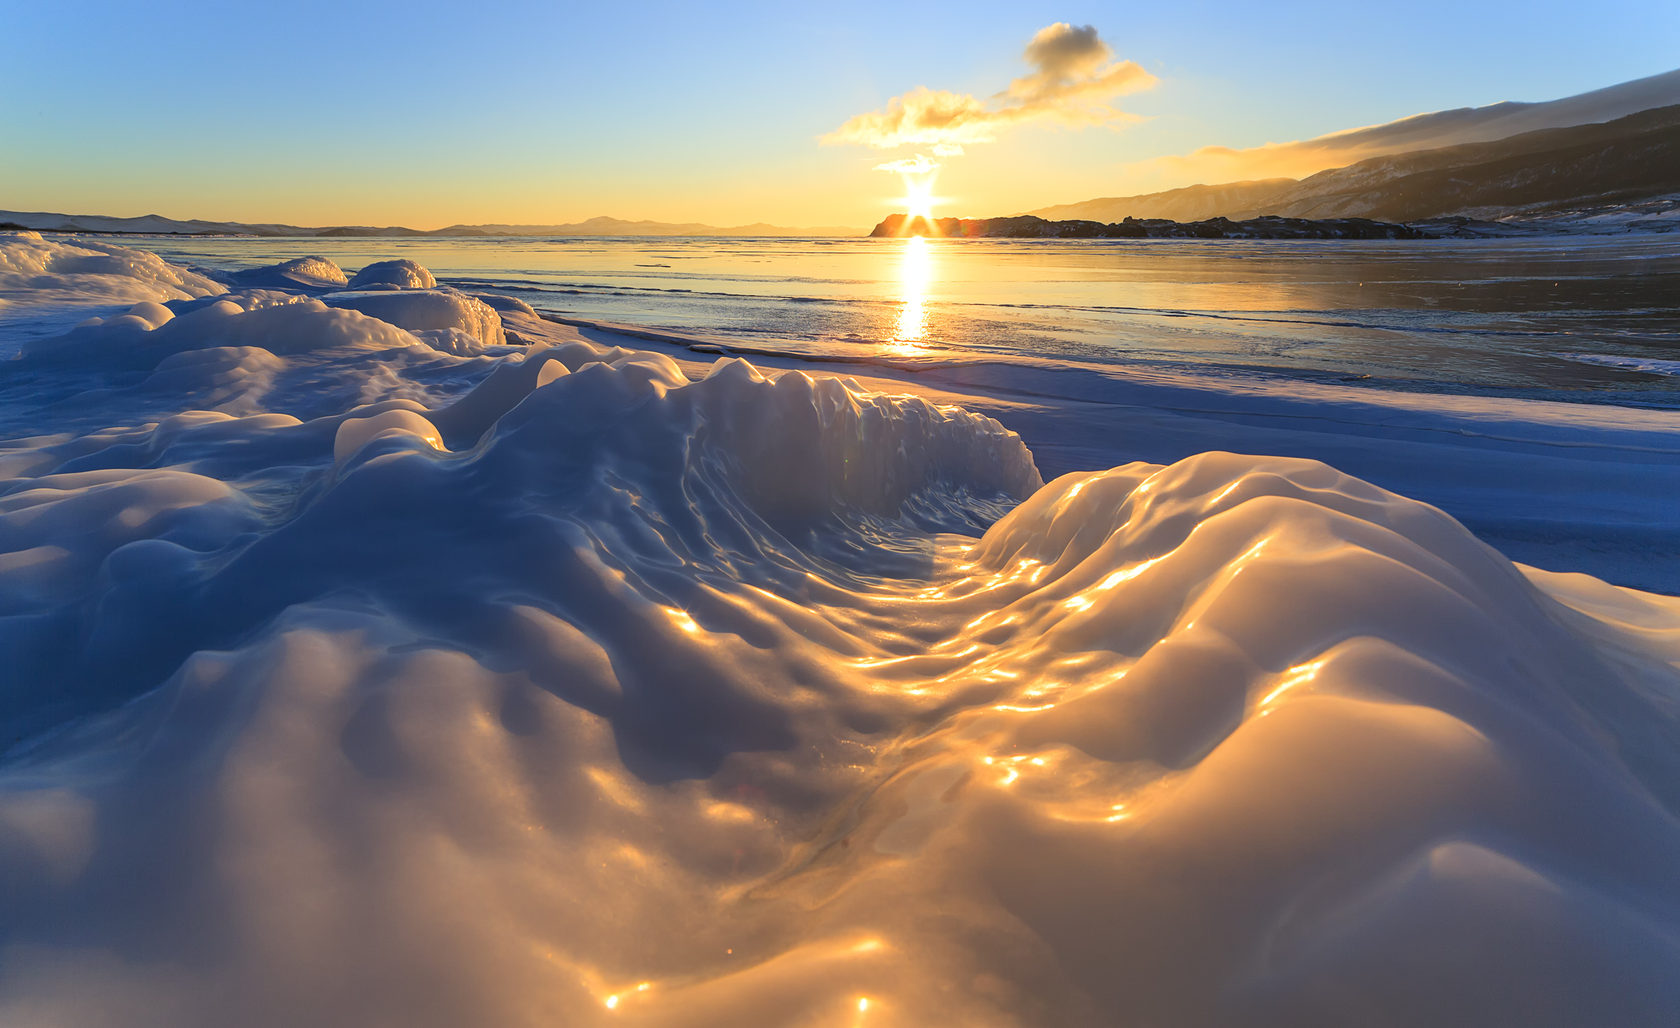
[{"left": 2, "top": 234, "right": 1679, "bottom": 1027}]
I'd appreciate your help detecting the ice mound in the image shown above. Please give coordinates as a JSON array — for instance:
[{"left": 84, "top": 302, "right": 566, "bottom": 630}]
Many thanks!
[
  {"left": 0, "top": 231, "right": 224, "bottom": 307},
  {"left": 228, "top": 254, "right": 349, "bottom": 290},
  {"left": 23, "top": 292, "right": 426, "bottom": 368},
  {"left": 4, "top": 397, "right": 1679, "bottom": 1025},
  {"left": 347, "top": 258, "right": 437, "bottom": 290},
  {"left": 3, "top": 244, "right": 1680, "bottom": 1026},
  {"left": 324, "top": 287, "right": 505, "bottom": 351},
  {"left": 333, "top": 407, "right": 444, "bottom": 463}
]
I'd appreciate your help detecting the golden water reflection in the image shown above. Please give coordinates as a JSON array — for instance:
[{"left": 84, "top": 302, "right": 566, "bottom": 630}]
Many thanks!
[{"left": 891, "top": 236, "right": 934, "bottom": 352}]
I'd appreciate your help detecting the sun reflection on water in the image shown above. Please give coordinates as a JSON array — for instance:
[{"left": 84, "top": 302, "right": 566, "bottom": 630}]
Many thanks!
[{"left": 891, "top": 236, "right": 934, "bottom": 352}]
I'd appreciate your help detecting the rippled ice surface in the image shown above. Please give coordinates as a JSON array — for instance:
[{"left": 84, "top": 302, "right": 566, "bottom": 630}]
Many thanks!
[{"left": 124, "top": 234, "right": 1680, "bottom": 406}]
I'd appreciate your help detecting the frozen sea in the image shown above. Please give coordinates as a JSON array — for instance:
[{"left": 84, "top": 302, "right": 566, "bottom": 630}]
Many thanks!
[
  {"left": 112, "top": 233, "right": 1680, "bottom": 406},
  {"left": 3, "top": 231, "right": 1680, "bottom": 1027}
]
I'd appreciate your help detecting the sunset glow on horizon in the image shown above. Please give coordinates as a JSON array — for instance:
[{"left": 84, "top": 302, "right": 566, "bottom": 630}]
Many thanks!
[{"left": 3, "top": 1, "right": 1675, "bottom": 229}]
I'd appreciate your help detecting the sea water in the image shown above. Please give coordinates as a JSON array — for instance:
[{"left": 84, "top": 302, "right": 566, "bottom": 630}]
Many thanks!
[{"left": 115, "top": 233, "right": 1680, "bottom": 405}]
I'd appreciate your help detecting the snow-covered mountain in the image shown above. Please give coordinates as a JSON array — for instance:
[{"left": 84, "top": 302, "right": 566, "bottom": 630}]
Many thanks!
[{"left": 1032, "top": 68, "right": 1680, "bottom": 223}]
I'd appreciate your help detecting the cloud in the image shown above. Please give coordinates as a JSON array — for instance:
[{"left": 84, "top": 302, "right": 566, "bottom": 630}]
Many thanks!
[
  {"left": 874, "top": 154, "right": 941, "bottom": 175},
  {"left": 824, "top": 23, "right": 1155, "bottom": 151}
]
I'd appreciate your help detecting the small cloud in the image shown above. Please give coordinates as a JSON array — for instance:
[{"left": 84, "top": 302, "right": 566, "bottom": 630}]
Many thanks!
[
  {"left": 874, "top": 154, "right": 941, "bottom": 175},
  {"left": 824, "top": 23, "right": 1155, "bottom": 151},
  {"left": 829, "top": 87, "right": 996, "bottom": 149}
]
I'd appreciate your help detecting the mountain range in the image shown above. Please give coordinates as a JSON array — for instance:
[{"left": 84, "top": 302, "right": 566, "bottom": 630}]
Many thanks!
[
  {"left": 1029, "top": 69, "right": 1680, "bottom": 225},
  {"left": 0, "top": 212, "right": 860, "bottom": 239}
]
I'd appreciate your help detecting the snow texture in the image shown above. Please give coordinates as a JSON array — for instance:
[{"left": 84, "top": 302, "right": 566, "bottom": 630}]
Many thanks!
[{"left": 2, "top": 236, "right": 1679, "bottom": 1027}]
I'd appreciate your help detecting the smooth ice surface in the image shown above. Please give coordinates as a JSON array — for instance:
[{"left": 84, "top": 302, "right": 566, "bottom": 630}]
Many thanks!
[{"left": 2, "top": 236, "right": 1679, "bottom": 1027}]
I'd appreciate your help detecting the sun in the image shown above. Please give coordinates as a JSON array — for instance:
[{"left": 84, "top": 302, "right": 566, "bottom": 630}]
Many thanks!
[{"left": 897, "top": 174, "right": 939, "bottom": 220}]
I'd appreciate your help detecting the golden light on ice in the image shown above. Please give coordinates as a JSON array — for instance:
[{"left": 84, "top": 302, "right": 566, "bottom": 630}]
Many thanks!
[
  {"left": 892, "top": 236, "right": 934, "bottom": 350},
  {"left": 664, "top": 606, "right": 700, "bottom": 633}
]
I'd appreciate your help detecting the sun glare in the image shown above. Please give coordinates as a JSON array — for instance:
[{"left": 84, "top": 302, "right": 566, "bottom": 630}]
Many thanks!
[{"left": 896, "top": 173, "right": 940, "bottom": 221}]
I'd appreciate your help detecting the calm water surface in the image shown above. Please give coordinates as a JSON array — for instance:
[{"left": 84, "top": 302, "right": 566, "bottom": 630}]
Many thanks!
[{"left": 129, "top": 234, "right": 1680, "bottom": 406}]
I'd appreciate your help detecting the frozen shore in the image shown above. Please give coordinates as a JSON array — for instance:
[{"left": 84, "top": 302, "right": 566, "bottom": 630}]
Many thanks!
[
  {"left": 2, "top": 233, "right": 1679, "bottom": 1026},
  {"left": 552, "top": 313, "right": 1680, "bottom": 595}
]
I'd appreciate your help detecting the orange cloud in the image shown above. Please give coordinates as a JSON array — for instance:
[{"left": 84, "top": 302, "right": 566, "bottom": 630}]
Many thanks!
[{"left": 824, "top": 23, "right": 1156, "bottom": 151}]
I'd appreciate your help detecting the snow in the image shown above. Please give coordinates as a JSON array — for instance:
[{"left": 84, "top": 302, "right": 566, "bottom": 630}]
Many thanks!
[
  {"left": 2, "top": 234, "right": 1679, "bottom": 1026},
  {"left": 0, "top": 233, "right": 226, "bottom": 356},
  {"left": 1502, "top": 192, "right": 1680, "bottom": 234},
  {"left": 1563, "top": 352, "right": 1680, "bottom": 377}
]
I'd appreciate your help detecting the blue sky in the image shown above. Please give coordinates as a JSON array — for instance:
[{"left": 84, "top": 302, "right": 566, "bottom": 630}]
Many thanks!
[{"left": 4, "top": 0, "right": 1676, "bottom": 227}]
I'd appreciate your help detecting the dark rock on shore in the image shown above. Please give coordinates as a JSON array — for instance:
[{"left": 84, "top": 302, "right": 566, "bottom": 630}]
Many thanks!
[{"left": 870, "top": 212, "right": 1431, "bottom": 240}]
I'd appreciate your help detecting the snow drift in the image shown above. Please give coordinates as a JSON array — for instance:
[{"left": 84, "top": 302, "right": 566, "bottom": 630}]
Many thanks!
[{"left": 2, "top": 235, "right": 1678, "bottom": 1027}]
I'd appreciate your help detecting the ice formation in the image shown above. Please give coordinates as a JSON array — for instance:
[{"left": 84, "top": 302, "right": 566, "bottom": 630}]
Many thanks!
[
  {"left": 228, "top": 254, "right": 350, "bottom": 290},
  {"left": 2, "top": 234, "right": 1678, "bottom": 1027},
  {"left": 347, "top": 257, "right": 438, "bottom": 290}
]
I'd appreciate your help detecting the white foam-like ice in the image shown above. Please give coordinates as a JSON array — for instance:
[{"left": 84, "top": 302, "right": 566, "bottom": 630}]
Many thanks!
[
  {"left": 0, "top": 232, "right": 224, "bottom": 305},
  {"left": 2, "top": 240, "right": 1678, "bottom": 1027},
  {"left": 0, "top": 232, "right": 228, "bottom": 356},
  {"left": 1563, "top": 352, "right": 1680, "bottom": 377}
]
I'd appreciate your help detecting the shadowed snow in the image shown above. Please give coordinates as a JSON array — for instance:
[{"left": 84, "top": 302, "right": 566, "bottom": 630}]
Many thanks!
[{"left": 1, "top": 238, "right": 1678, "bottom": 1027}]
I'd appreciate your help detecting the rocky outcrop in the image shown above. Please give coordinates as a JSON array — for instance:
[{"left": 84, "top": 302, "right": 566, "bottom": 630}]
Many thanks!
[{"left": 870, "top": 212, "right": 1430, "bottom": 240}]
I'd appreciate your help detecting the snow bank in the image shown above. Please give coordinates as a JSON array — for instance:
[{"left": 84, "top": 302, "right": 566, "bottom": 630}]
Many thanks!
[
  {"left": 0, "top": 231, "right": 224, "bottom": 309},
  {"left": 3, "top": 244, "right": 1679, "bottom": 1027}
]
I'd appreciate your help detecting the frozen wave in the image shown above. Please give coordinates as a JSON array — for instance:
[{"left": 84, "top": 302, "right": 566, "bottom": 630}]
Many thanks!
[
  {"left": 1563, "top": 352, "right": 1680, "bottom": 377},
  {"left": 2, "top": 237, "right": 1679, "bottom": 1026}
]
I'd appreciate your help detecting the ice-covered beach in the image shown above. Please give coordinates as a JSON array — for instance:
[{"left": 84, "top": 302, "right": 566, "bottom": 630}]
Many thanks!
[{"left": 2, "top": 231, "right": 1679, "bottom": 1026}]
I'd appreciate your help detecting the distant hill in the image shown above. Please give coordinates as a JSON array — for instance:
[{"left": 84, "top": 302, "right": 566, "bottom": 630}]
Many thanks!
[
  {"left": 0, "top": 211, "right": 860, "bottom": 238},
  {"left": 432, "top": 216, "right": 859, "bottom": 237},
  {"left": 1030, "top": 103, "right": 1680, "bottom": 225},
  {"left": 0, "top": 211, "right": 427, "bottom": 237},
  {"left": 1030, "top": 180, "right": 1296, "bottom": 224}
]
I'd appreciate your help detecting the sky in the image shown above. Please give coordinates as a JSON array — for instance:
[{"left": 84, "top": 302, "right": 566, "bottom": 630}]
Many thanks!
[{"left": 3, "top": 0, "right": 1678, "bottom": 229}]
